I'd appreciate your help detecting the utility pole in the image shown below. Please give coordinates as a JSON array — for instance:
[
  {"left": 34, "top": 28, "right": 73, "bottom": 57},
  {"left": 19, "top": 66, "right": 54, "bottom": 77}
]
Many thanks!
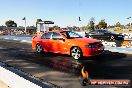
[
  {"left": 22, "top": 17, "right": 26, "bottom": 33},
  {"left": 25, "top": 18, "right": 26, "bottom": 33}
]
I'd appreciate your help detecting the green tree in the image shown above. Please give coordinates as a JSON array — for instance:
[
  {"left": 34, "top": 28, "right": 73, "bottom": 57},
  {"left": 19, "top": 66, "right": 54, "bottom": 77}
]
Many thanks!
[
  {"left": 87, "top": 17, "right": 95, "bottom": 31},
  {"left": 36, "top": 19, "right": 42, "bottom": 22},
  {"left": 98, "top": 19, "right": 107, "bottom": 29},
  {"left": 115, "top": 22, "right": 121, "bottom": 27},
  {"left": 5, "top": 20, "right": 17, "bottom": 27},
  {"left": 125, "top": 23, "right": 132, "bottom": 28},
  {"left": 49, "top": 27, "right": 53, "bottom": 31},
  {"left": 67, "top": 26, "right": 73, "bottom": 31},
  {"left": 73, "top": 26, "right": 80, "bottom": 31},
  {"left": 95, "top": 25, "right": 99, "bottom": 29},
  {"left": 52, "top": 25, "right": 60, "bottom": 30}
]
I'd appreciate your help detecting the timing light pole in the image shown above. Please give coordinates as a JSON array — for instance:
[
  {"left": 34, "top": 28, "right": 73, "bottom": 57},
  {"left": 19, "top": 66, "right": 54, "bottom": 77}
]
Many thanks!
[{"left": 79, "top": 16, "right": 82, "bottom": 31}]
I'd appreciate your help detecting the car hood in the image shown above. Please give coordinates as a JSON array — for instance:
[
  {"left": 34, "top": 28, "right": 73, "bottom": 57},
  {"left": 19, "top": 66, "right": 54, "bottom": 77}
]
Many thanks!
[
  {"left": 117, "top": 34, "right": 124, "bottom": 36},
  {"left": 68, "top": 38, "right": 100, "bottom": 44}
]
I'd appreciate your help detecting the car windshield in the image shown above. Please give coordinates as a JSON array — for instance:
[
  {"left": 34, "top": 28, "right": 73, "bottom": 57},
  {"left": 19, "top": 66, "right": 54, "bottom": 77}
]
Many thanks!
[{"left": 61, "top": 31, "right": 83, "bottom": 39}]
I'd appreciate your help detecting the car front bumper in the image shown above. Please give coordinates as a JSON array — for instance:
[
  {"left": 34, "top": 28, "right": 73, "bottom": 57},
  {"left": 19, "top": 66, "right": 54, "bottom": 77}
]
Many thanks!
[{"left": 82, "top": 46, "right": 105, "bottom": 57}]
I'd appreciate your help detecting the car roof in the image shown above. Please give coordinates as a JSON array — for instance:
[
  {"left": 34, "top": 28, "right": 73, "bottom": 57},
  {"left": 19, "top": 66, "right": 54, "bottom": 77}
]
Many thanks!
[{"left": 90, "top": 29, "right": 108, "bottom": 32}]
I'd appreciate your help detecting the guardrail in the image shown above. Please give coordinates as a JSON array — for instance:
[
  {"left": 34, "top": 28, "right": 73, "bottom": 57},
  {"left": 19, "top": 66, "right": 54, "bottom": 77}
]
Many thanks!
[{"left": 102, "top": 40, "right": 132, "bottom": 48}]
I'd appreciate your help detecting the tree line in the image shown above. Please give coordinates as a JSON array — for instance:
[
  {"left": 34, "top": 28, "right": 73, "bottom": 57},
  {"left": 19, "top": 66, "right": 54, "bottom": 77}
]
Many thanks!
[{"left": 4, "top": 18, "right": 131, "bottom": 32}]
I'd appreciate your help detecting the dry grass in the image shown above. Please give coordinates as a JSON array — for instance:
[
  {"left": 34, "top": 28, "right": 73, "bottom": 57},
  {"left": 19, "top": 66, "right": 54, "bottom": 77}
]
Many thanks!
[{"left": 114, "top": 29, "right": 132, "bottom": 33}]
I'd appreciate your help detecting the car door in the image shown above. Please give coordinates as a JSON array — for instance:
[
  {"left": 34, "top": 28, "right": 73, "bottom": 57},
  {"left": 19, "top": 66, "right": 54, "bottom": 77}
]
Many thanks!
[
  {"left": 95, "top": 30, "right": 103, "bottom": 39},
  {"left": 96, "top": 30, "right": 109, "bottom": 40},
  {"left": 100, "top": 30, "right": 110, "bottom": 40},
  {"left": 89, "top": 30, "right": 100, "bottom": 39},
  {"left": 50, "top": 32, "right": 64, "bottom": 53},
  {"left": 89, "top": 31, "right": 96, "bottom": 38},
  {"left": 97, "top": 30, "right": 105, "bottom": 40},
  {"left": 41, "top": 32, "right": 52, "bottom": 52}
]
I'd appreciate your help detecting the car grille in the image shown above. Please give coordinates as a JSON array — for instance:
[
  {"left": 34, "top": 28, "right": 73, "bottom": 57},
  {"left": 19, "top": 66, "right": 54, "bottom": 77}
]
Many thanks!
[
  {"left": 97, "top": 43, "right": 103, "bottom": 47},
  {"left": 87, "top": 42, "right": 103, "bottom": 48},
  {"left": 89, "top": 42, "right": 104, "bottom": 55},
  {"left": 93, "top": 42, "right": 103, "bottom": 47}
]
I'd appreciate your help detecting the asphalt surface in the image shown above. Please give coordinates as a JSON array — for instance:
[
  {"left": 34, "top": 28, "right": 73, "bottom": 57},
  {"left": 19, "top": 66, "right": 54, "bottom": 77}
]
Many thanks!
[{"left": 0, "top": 39, "right": 132, "bottom": 88}]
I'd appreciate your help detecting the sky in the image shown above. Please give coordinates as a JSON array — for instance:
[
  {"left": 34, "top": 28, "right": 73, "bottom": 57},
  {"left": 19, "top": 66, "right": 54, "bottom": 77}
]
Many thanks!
[{"left": 0, "top": 0, "right": 132, "bottom": 27}]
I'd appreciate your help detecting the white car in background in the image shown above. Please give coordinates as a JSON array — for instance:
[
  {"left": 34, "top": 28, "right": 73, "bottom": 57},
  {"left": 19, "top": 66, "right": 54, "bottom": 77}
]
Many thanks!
[{"left": 123, "top": 33, "right": 132, "bottom": 39}]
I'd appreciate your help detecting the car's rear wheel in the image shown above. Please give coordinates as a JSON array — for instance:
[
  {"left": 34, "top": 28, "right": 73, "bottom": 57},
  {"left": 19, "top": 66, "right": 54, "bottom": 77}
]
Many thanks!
[
  {"left": 36, "top": 44, "right": 43, "bottom": 53},
  {"left": 110, "top": 35, "right": 115, "bottom": 40},
  {"left": 70, "top": 47, "right": 83, "bottom": 60},
  {"left": 88, "top": 35, "right": 93, "bottom": 38}
]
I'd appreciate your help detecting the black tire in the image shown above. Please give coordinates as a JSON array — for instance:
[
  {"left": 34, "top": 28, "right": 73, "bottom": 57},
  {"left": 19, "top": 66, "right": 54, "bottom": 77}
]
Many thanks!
[
  {"left": 70, "top": 47, "right": 83, "bottom": 60},
  {"left": 36, "top": 44, "right": 43, "bottom": 54},
  {"left": 88, "top": 35, "right": 93, "bottom": 38},
  {"left": 85, "top": 34, "right": 92, "bottom": 38},
  {"left": 115, "top": 40, "right": 122, "bottom": 47}
]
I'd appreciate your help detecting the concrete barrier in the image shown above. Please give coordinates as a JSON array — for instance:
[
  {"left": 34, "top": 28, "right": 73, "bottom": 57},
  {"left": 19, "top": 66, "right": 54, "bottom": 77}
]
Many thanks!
[{"left": 0, "top": 62, "right": 55, "bottom": 88}]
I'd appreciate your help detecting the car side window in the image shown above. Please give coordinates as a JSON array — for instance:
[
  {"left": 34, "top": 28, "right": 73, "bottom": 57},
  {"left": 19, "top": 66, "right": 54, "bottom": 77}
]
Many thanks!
[
  {"left": 89, "top": 31, "right": 95, "bottom": 34},
  {"left": 90, "top": 30, "right": 98, "bottom": 34},
  {"left": 102, "top": 30, "right": 108, "bottom": 34},
  {"left": 98, "top": 30, "right": 105, "bottom": 34},
  {"left": 101, "top": 30, "right": 105, "bottom": 33},
  {"left": 52, "top": 32, "right": 63, "bottom": 40},
  {"left": 41, "top": 34, "right": 45, "bottom": 39},
  {"left": 97, "top": 30, "right": 101, "bottom": 34},
  {"left": 41, "top": 32, "right": 52, "bottom": 39}
]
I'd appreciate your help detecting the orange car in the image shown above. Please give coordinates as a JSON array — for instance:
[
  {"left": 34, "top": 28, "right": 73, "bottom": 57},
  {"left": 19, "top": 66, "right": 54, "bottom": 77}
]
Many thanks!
[{"left": 32, "top": 30, "right": 104, "bottom": 59}]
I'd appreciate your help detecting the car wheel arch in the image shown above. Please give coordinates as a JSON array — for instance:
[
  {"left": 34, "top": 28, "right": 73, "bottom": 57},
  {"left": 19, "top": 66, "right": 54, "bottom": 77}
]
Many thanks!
[
  {"left": 36, "top": 43, "right": 41, "bottom": 47},
  {"left": 70, "top": 46, "right": 80, "bottom": 50}
]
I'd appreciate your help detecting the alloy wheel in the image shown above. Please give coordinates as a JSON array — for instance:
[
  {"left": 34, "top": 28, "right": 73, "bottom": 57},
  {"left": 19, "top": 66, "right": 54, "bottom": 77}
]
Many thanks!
[
  {"left": 36, "top": 44, "right": 43, "bottom": 53},
  {"left": 110, "top": 36, "right": 115, "bottom": 40},
  {"left": 71, "top": 47, "right": 82, "bottom": 60}
]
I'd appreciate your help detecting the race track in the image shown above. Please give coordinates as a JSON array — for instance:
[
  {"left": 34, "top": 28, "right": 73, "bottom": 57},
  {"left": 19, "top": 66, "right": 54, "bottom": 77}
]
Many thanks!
[{"left": 0, "top": 39, "right": 132, "bottom": 88}]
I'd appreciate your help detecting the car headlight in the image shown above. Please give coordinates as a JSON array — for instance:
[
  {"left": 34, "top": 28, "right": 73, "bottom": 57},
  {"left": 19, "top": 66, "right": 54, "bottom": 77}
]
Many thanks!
[
  {"left": 118, "top": 35, "right": 123, "bottom": 37},
  {"left": 85, "top": 44, "right": 96, "bottom": 48}
]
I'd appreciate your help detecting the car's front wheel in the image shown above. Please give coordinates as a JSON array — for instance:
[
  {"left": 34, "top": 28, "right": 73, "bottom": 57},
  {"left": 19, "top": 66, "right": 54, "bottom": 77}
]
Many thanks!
[
  {"left": 36, "top": 44, "right": 43, "bottom": 53},
  {"left": 70, "top": 47, "right": 83, "bottom": 60}
]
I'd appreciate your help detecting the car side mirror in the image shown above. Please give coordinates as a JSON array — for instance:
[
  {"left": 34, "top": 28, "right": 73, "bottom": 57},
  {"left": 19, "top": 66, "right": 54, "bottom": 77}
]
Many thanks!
[
  {"left": 104, "top": 32, "right": 108, "bottom": 34},
  {"left": 58, "top": 38, "right": 65, "bottom": 42}
]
